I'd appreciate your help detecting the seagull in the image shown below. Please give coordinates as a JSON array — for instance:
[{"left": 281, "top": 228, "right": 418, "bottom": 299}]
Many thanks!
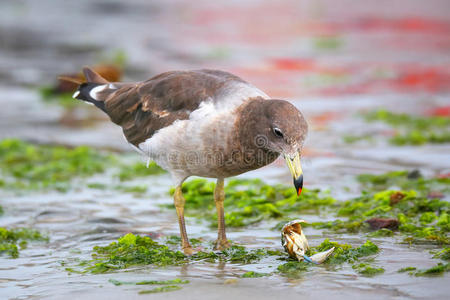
[{"left": 62, "top": 67, "right": 308, "bottom": 255}]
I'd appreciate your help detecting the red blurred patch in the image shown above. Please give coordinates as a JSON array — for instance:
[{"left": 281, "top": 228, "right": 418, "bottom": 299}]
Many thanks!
[
  {"left": 311, "top": 111, "right": 342, "bottom": 126},
  {"left": 428, "top": 106, "right": 450, "bottom": 117},
  {"left": 395, "top": 68, "right": 450, "bottom": 92},
  {"left": 271, "top": 58, "right": 316, "bottom": 71},
  {"left": 354, "top": 17, "right": 450, "bottom": 34}
]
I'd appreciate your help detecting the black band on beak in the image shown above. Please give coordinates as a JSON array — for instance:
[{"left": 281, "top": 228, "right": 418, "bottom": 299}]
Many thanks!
[
  {"left": 294, "top": 174, "right": 303, "bottom": 196},
  {"left": 284, "top": 152, "right": 303, "bottom": 197}
]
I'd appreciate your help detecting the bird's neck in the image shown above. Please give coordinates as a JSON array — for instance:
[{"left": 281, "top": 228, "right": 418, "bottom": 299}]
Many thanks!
[{"left": 230, "top": 98, "right": 279, "bottom": 169}]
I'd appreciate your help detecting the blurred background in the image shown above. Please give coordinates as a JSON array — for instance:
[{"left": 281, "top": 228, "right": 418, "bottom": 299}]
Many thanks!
[
  {"left": 0, "top": 0, "right": 450, "bottom": 176},
  {"left": 0, "top": 0, "right": 449, "bottom": 299},
  {"left": 1, "top": 0, "right": 449, "bottom": 157}
]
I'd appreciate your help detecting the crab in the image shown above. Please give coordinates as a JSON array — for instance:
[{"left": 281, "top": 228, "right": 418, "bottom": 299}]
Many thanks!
[{"left": 281, "top": 219, "right": 335, "bottom": 264}]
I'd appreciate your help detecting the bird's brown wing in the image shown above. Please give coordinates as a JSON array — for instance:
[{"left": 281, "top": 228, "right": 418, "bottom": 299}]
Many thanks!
[{"left": 101, "top": 70, "right": 246, "bottom": 146}]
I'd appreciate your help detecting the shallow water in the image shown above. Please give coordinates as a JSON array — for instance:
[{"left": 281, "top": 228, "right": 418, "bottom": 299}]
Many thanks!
[{"left": 1, "top": 0, "right": 450, "bottom": 299}]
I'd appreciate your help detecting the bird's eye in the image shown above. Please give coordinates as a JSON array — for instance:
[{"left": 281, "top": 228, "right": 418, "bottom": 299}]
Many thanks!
[{"left": 273, "top": 127, "right": 284, "bottom": 138}]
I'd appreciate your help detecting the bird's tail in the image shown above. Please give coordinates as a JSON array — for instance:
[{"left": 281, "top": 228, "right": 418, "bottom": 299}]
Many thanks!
[{"left": 58, "top": 67, "right": 110, "bottom": 112}]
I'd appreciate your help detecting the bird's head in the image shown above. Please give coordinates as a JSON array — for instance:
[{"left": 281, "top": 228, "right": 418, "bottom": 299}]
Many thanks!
[{"left": 238, "top": 98, "right": 308, "bottom": 196}]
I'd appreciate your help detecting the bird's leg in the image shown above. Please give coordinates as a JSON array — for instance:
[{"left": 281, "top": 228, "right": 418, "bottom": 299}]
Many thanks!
[
  {"left": 214, "top": 178, "right": 230, "bottom": 250},
  {"left": 174, "top": 185, "right": 194, "bottom": 255}
]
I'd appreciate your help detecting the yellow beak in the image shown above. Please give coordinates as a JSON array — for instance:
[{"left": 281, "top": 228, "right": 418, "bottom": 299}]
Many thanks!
[{"left": 285, "top": 152, "right": 303, "bottom": 196}]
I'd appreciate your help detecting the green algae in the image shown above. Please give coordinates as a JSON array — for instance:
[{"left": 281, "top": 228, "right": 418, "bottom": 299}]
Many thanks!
[
  {"left": 356, "top": 170, "right": 449, "bottom": 195},
  {"left": 74, "top": 234, "right": 384, "bottom": 279},
  {"left": 314, "top": 189, "right": 449, "bottom": 245},
  {"left": 366, "top": 110, "right": 450, "bottom": 129},
  {"left": 0, "top": 139, "right": 114, "bottom": 191},
  {"left": 39, "top": 86, "right": 80, "bottom": 108},
  {"left": 164, "top": 235, "right": 203, "bottom": 248},
  {"left": 414, "top": 263, "right": 450, "bottom": 276},
  {"left": 312, "top": 239, "right": 379, "bottom": 265},
  {"left": 241, "top": 271, "right": 270, "bottom": 278},
  {"left": 192, "top": 244, "right": 279, "bottom": 264},
  {"left": 277, "top": 261, "right": 310, "bottom": 278},
  {"left": 343, "top": 110, "right": 450, "bottom": 145},
  {"left": 108, "top": 278, "right": 189, "bottom": 286},
  {"left": 367, "top": 110, "right": 450, "bottom": 145},
  {"left": 116, "top": 185, "right": 148, "bottom": 194},
  {"left": 367, "top": 228, "right": 395, "bottom": 237},
  {"left": 0, "top": 138, "right": 166, "bottom": 192},
  {"left": 314, "top": 36, "right": 342, "bottom": 50},
  {"left": 116, "top": 161, "right": 165, "bottom": 181},
  {"left": 352, "top": 263, "right": 385, "bottom": 276},
  {"left": 342, "top": 135, "right": 373, "bottom": 144},
  {"left": 138, "top": 285, "right": 182, "bottom": 294},
  {"left": 86, "top": 233, "right": 186, "bottom": 273},
  {"left": 170, "top": 178, "right": 335, "bottom": 227},
  {"left": 87, "top": 183, "right": 108, "bottom": 190},
  {"left": 89, "top": 182, "right": 151, "bottom": 194},
  {"left": 76, "top": 233, "right": 279, "bottom": 274},
  {"left": 278, "top": 239, "right": 380, "bottom": 278},
  {"left": 312, "top": 170, "right": 449, "bottom": 246},
  {"left": 398, "top": 266, "right": 417, "bottom": 273},
  {"left": 398, "top": 263, "right": 450, "bottom": 276},
  {"left": 0, "top": 227, "right": 48, "bottom": 258},
  {"left": 432, "top": 248, "right": 450, "bottom": 261}
]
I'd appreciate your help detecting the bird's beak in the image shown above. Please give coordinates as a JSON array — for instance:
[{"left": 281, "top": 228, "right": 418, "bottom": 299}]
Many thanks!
[{"left": 284, "top": 152, "right": 303, "bottom": 196}]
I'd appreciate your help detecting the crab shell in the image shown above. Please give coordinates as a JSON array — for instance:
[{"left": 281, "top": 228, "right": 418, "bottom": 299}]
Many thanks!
[
  {"left": 281, "top": 219, "right": 309, "bottom": 261},
  {"left": 281, "top": 219, "right": 335, "bottom": 264}
]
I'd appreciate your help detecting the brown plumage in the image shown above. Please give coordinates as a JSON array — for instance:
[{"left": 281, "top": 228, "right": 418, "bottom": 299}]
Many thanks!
[{"left": 76, "top": 68, "right": 246, "bottom": 146}]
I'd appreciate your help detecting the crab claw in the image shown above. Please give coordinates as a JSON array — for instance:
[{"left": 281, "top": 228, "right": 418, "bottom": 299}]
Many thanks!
[
  {"left": 281, "top": 219, "right": 309, "bottom": 261},
  {"left": 309, "top": 247, "right": 335, "bottom": 264},
  {"left": 281, "top": 219, "right": 335, "bottom": 264}
]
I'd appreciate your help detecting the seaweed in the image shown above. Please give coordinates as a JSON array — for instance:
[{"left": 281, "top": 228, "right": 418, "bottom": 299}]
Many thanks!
[
  {"left": 313, "top": 36, "right": 342, "bottom": 50},
  {"left": 169, "top": 178, "right": 335, "bottom": 227},
  {"left": 312, "top": 171, "right": 450, "bottom": 246},
  {"left": 39, "top": 86, "right": 81, "bottom": 109},
  {"left": 413, "top": 263, "right": 450, "bottom": 277},
  {"left": 108, "top": 278, "right": 189, "bottom": 286},
  {"left": 352, "top": 263, "right": 385, "bottom": 276},
  {"left": 138, "top": 285, "right": 182, "bottom": 294},
  {"left": 76, "top": 233, "right": 279, "bottom": 274},
  {"left": 343, "top": 110, "right": 450, "bottom": 145},
  {"left": 398, "top": 263, "right": 450, "bottom": 276},
  {"left": 115, "top": 185, "right": 148, "bottom": 194},
  {"left": 398, "top": 266, "right": 417, "bottom": 273},
  {"left": 432, "top": 248, "right": 450, "bottom": 261},
  {"left": 85, "top": 233, "right": 186, "bottom": 273},
  {"left": 74, "top": 234, "right": 384, "bottom": 280},
  {"left": 312, "top": 239, "right": 379, "bottom": 265},
  {"left": 116, "top": 161, "right": 165, "bottom": 181},
  {"left": 366, "top": 110, "right": 450, "bottom": 129},
  {"left": 278, "top": 239, "right": 380, "bottom": 278},
  {"left": 277, "top": 261, "right": 310, "bottom": 278},
  {"left": 0, "top": 227, "right": 48, "bottom": 258},
  {"left": 0, "top": 139, "right": 166, "bottom": 192},
  {"left": 191, "top": 244, "right": 276, "bottom": 264},
  {"left": 240, "top": 271, "right": 270, "bottom": 278},
  {"left": 366, "top": 110, "right": 450, "bottom": 145},
  {"left": 367, "top": 228, "right": 395, "bottom": 237},
  {"left": 0, "top": 139, "right": 114, "bottom": 191},
  {"left": 356, "top": 170, "right": 449, "bottom": 195}
]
